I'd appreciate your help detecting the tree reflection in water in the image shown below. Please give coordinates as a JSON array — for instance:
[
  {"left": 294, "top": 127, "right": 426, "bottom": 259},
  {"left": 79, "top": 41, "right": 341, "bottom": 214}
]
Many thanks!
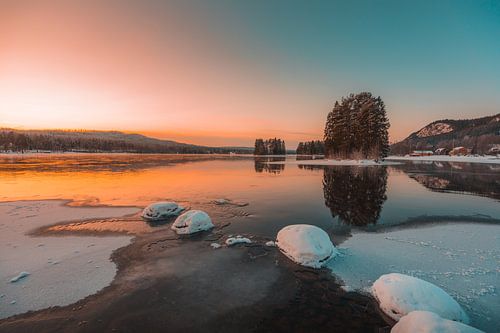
[
  {"left": 323, "top": 166, "right": 388, "bottom": 226},
  {"left": 254, "top": 157, "right": 285, "bottom": 174}
]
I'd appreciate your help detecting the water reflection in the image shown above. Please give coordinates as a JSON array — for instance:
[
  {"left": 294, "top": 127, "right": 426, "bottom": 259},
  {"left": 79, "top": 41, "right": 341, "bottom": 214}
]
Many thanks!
[
  {"left": 396, "top": 161, "right": 500, "bottom": 201},
  {"left": 0, "top": 154, "right": 249, "bottom": 173},
  {"left": 254, "top": 157, "right": 285, "bottom": 174},
  {"left": 0, "top": 154, "right": 498, "bottom": 234},
  {"left": 323, "top": 166, "right": 388, "bottom": 226}
]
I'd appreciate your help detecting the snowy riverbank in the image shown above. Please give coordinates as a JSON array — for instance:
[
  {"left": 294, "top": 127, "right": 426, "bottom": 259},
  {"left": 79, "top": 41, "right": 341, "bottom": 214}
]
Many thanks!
[
  {"left": 328, "top": 223, "right": 500, "bottom": 332},
  {"left": 386, "top": 155, "right": 500, "bottom": 164},
  {"left": 267, "top": 159, "right": 401, "bottom": 166},
  {"left": 0, "top": 201, "right": 138, "bottom": 319}
]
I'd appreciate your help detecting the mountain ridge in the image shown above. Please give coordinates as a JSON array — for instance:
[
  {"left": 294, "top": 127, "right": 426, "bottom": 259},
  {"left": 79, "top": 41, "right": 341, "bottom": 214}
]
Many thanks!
[{"left": 390, "top": 113, "right": 500, "bottom": 155}]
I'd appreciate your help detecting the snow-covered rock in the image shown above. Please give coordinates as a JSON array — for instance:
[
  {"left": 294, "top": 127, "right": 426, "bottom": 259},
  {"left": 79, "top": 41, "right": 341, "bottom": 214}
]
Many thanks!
[
  {"left": 372, "top": 273, "right": 469, "bottom": 323},
  {"left": 10, "top": 271, "right": 30, "bottom": 283},
  {"left": 265, "top": 241, "right": 276, "bottom": 247},
  {"left": 141, "top": 202, "right": 184, "bottom": 221},
  {"left": 392, "top": 311, "right": 483, "bottom": 333},
  {"left": 171, "top": 210, "right": 213, "bottom": 235},
  {"left": 225, "top": 236, "right": 252, "bottom": 246},
  {"left": 276, "top": 224, "right": 339, "bottom": 268}
]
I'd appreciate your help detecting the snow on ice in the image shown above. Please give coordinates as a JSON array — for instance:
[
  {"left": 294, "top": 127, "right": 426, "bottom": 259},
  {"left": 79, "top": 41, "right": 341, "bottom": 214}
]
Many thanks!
[
  {"left": 225, "top": 236, "right": 252, "bottom": 246},
  {"left": 372, "top": 273, "right": 469, "bottom": 323},
  {"left": 276, "top": 224, "right": 339, "bottom": 268},
  {"left": 326, "top": 223, "right": 498, "bottom": 332},
  {"left": 141, "top": 202, "right": 185, "bottom": 221},
  {"left": 171, "top": 210, "right": 214, "bottom": 235},
  {"left": 392, "top": 311, "right": 484, "bottom": 333},
  {"left": 9, "top": 272, "right": 30, "bottom": 283}
]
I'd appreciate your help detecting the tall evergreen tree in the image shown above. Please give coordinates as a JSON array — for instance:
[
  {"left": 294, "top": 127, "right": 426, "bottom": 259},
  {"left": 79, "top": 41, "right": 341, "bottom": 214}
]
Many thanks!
[{"left": 324, "top": 92, "right": 390, "bottom": 159}]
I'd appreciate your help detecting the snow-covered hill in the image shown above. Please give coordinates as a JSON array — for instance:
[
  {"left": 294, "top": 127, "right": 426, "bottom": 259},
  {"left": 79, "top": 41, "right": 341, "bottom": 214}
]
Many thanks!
[{"left": 391, "top": 113, "right": 500, "bottom": 155}]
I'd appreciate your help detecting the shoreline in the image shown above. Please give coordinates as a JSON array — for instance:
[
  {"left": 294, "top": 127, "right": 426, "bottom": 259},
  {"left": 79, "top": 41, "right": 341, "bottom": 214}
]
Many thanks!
[
  {"left": 0, "top": 200, "right": 389, "bottom": 333},
  {"left": 386, "top": 154, "right": 500, "bottom": 164},
  {"left": 1, "top": 199, "right": 497, "bottom": 332},
  {"left": 0, "top": 199, "right": 389, "bottom": 332}
]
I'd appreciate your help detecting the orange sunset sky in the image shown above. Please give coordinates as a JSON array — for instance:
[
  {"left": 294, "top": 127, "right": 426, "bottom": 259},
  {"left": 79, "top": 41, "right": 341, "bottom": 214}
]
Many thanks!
[{"left": 1, "top": 1, "right": 499, "bottom": 147}]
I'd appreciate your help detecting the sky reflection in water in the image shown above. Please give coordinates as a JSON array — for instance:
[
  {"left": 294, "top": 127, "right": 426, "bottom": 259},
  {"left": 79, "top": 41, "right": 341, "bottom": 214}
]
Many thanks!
[{"left": 0, "top": 154, "right": 498, "bottom": 238}]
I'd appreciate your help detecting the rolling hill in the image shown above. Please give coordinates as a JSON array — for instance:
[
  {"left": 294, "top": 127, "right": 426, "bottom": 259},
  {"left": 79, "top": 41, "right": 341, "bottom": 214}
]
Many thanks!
[
  {"left": 0, "top": 129, "right": 253, "bottom": 154},
  {"left": 390, "top": 114, "right": 500, "bottom": 155}
]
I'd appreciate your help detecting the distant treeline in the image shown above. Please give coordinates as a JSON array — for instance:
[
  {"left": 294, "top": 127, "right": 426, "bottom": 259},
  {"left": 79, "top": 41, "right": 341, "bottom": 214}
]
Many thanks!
[
  {"left": 296, "top": 140, "right": 325, "bottom": 155},
  {"left": 254, "top": 138, "right": 286, "bottom": 155},
  {"left": 0, "top": 129, "right": 252, "bottom": 154}
]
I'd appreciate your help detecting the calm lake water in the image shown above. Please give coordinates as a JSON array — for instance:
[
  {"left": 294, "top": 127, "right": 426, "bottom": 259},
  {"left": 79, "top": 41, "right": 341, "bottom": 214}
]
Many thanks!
[{"left": 0, "top": 154, "right": 499, "bottom": 331}]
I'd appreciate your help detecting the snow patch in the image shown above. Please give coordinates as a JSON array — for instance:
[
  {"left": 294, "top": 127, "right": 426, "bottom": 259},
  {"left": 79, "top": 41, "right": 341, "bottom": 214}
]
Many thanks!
[
  {"left": 9, "top": 272, "right": 30, "bottom": 283},
  {"left": 225, "top": 236, "right": 252, "bottom": 246},
  {"left": 276, "top": 224, "right": 339, "bottom": 268},
  {"left": 392, "top": 311, "right": 484, "bottom": 333},
  {"left": 416, "top": 122, "right": 453, "bottom": 138},
  {"left": 141, "top": 202, "right": 184, "bottom": 221},
  {"left": 386, "top": 155, "right": 500, "bottom": 164},
  {"left": 210, "top": 243, "right": 221, "bottom": 249},
  {"left": 171, "top": 210, "right": 213, "bottom": 235},
  {"left": 372, "top": 273, "right": 469, "bottom": 323},
  {"left": 265, "top": 241, "right": 276, "bottom": 247},
  {"left": 268, "top": 159, "right": 399, "bottom": 166},
  {"left": 213, "top": 198, "right": 230, "bottom": 205}
]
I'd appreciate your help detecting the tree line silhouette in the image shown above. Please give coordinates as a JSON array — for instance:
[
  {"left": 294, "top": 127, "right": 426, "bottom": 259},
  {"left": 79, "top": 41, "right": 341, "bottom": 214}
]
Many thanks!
[
  {"left": 0, "top": 129, "right": 251, "bottom": 154},
  {"left": 296, "top": 140, "right": 325, "bottom": 155},
  {"left": 254, "top": 138, "right": 286, "bottom": 155}
]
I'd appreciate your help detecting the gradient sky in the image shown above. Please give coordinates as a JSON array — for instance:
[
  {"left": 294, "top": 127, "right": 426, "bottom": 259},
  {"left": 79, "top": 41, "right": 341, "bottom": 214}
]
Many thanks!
[{"left": 1, "top": 0, "right": 499, "bottom": 147}]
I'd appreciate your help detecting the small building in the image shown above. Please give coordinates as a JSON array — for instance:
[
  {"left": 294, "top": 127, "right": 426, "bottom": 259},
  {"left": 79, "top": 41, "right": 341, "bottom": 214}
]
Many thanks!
[
  {"left": 449, "top": 146, "right": 469, "bottom": 156},
  {"left": 410, "top": 150, "right": 434, "bottom": 157},
  {"left": 434, "top": 148, "right": 449, "bottom": 155}
]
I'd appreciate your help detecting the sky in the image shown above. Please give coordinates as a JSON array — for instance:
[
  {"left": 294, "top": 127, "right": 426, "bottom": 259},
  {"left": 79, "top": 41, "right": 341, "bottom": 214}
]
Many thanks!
[{"left": 1, "top": 0, "right": 499, "bottom": 147}]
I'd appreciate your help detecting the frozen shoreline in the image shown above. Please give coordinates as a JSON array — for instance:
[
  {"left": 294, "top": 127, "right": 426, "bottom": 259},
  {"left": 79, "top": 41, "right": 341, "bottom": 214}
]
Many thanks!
[
  {"left": 267, "top": 159, "right": 401, "bottom": 166},
  {"left": 328, "top": 223, "right": 500, "bottom": 332},
  {"left": 386, "top": 155, "right": 500, "bottom": 164},
  {"left": 0, "top": 200, "right": 139, "bottom": 319}
]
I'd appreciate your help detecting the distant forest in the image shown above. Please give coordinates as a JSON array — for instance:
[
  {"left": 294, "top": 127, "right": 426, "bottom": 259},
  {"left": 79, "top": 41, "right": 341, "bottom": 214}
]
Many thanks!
[
  {"left": 254, "top": 138, "right": 286, "bottom": 155},
  {"left": 296, "top": 140, "right": 325, "bottom": 155},
  {"left": 324, "top": 92, "right": 390, "bottom": 159},
  {"left": 0, "top": 129, "right": 253, "bottom": 154}
]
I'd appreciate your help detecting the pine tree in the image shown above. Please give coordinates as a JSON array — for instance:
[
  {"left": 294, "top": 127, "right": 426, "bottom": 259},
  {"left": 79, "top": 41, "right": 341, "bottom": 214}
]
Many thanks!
[{"left": 324, "top": 92, "right": 390, "bottom": 159}]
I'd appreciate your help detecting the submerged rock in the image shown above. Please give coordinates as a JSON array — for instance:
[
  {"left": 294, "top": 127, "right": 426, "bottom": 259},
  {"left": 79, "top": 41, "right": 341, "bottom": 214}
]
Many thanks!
[
  {"left": 171, "top": 210, "right": 213, "bottom": 235},
  {"left": 372, "top": 273, "right": 469, "bottom": 323},
  {"left": 141, "top": 202, "right": 184, "bottom": 222},
  {"left": 392, "top": 311, "right": 483, "bottom": 333},
  {"left": 276, "top": 224, "right": 338, "bottom": 268}
]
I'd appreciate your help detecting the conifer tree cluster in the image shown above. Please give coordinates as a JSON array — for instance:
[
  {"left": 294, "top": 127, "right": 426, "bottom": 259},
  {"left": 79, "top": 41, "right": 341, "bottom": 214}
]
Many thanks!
[
  {"left": 296, "top": 140, "right": 325, "bottom": 155},
  {"left": 254, "top": 138, "right": 286, "bottom": 155},
  {"left": 324, "top": 92, "right": 390, "bottom": 159}
]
